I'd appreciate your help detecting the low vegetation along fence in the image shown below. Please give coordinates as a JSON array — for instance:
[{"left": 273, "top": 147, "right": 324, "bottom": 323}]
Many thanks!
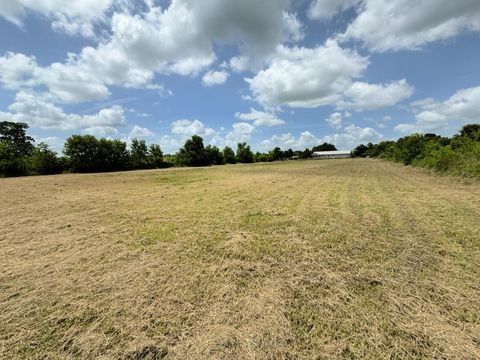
[{"left": 351, "top": 124, "right": 480, "bottom": 178}]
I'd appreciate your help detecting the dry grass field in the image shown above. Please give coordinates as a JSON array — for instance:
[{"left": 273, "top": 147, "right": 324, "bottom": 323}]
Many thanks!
[{"left": 1, "top": 159, "right": 480, "bottom": 359}]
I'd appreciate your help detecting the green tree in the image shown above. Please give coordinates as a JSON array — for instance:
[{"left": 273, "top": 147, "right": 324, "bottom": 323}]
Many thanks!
[
  {"left": 205, "top": 145, "right": 225, "bottom": 165},
  {"left": 312, "top": 142, "right": 337, "bottom": 152},
  {"left": 64, "top": 135, "right": 99, "bottom": 172},
  {"left": 284, "top": 148, "right": 294, "bottom": 159},
  {"left": 64, "top": 135, "right": 129, "bottom": 173},
  {"left": 0, "top": 121, "right": 35, "bottom": 176},
  {"left": 177, "top": 135, "right": 207, "bottom": 166},
  {"left": 28, "top": 143, "right": 63, "bottom": 175},
  {"left": 223, "top": 146, "right": 236, "bottom": 164},
  {"left": 148, "top": 144, "right": 164, "bottom": 168},
  {"left": 270, "top": 147, "right": 283, "bottom": 161},
  {"left": 130, "top": 138, "right": 149, "bottom": 169},
  {"left": 459, "top": 124, "right": 480, "bottom": 140},
  {"left": 301, "top": 148, "right": 311, "bottom": 159},
  {"left": 352, "top": 144, "right": 369, "bottom": 158},
  {"left": 0, "top": 121, "right": 35, "bottom": 157},
  {"left": 236, "top": 142, "right": 254, "bottom": 163},
  {"left": 254, "top": 152, "right": 272, "bottom": 162}
]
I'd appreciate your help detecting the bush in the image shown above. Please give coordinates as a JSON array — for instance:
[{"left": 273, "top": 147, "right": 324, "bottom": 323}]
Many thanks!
[
  {"left": 28, "top": 143, "right": 63, "bottom": 175},
  {"left": 356, "top": 124, "right": 480, "bottom": 178}
]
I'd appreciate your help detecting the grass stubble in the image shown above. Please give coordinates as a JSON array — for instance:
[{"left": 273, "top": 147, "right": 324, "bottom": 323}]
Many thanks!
[{"left": 1, "top": 159, "right": 479, "bottom": 359}]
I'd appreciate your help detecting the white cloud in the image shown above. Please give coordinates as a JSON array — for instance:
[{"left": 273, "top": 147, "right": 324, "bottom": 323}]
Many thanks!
[
  {"left": 229, "top": 56, "right": 250, "bottom": 73},
  {"left": 0, "top": 0, "right": 305, "bottom": 113},
  {"left": 308, "top": 0, "right": 360, "bottom": 20},
  {"left": 158, "top": 135, "right": 181, "bottom": 154},
  {"left": 171, "top": 119, "right": 216, "bottom": 137},
  {"left": 337, "top": 79, "right": 414, "bottom": 110},
  {"left": 202, "top": 70, "right": 229, "bottom": 86},
  {"left": 129, "top": 125, "right": 155, "bottom": 138},
  {"left": 0, "top": 52, "right": 110, "bottom": 103},
  {"left": 258, "top": 130, "right": 320, "bottom": 151},
  {"left": 321, "top": 124, "right": 383, "bottom": 149},
  {"left": 257, "top": 124, "right": 382, "bottom": 151},
  {"left": 246, "top": 40, "right": 369, "bottom": 108},
  {"left": 326, "top": 112, "right": 344, "bottom": 129},
  {"left": 75, "top": 0, "right": 303, "bottom": 83},
  {"left": 84, "top": 126, "right": 119, "bottom": 136},
  {"left": 396, "top": 86, "right": 480, "bottom": 133},
  {"left": 342, "top": 0, "right": 480, "bottom": 52},
  {"left": 235, "top": 108, "right": 286, "bottom": 127},
  {"left": 0, "top": 0, "right": 114, "bottom": 38},
  {"left": 33, "top": 135, "right": 65, "bottom": 153},
  {"left": 225, "top": 122, "right": 255, "bottom": 145},
  {"left": 0, "top": 91, "right": 125, "bottom": 131}
]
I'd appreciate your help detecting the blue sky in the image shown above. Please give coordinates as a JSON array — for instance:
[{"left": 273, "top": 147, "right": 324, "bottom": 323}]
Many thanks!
[{"left": 1, "top": 0, "right": 479, "bottom": 154}]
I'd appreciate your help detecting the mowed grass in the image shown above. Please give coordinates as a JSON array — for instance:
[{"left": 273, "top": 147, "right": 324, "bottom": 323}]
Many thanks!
[{"left": 1, "top": 159, "right": 479, "bottom": 359}]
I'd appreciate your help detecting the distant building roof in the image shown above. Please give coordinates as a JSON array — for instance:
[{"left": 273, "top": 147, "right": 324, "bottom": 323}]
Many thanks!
[{"left": 312, "top": 150, "right": 351, "bottom": 156}]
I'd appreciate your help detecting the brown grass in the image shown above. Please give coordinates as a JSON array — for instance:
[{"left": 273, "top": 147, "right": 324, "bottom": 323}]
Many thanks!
[{"left": 1, "top": 159, "right": 479, "bottom": 359}]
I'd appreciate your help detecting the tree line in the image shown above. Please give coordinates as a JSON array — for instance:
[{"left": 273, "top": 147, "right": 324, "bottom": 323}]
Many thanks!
[
  {"left": 352, "top": 124, "right": 480, "bottom": 177},
  {"left": 0, "top": 121, "right": 338, "bottom": 177}
]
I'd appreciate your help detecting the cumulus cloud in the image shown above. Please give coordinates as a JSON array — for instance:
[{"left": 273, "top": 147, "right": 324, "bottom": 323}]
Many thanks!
[
  {"left": 326, "top": 112, "right": 344, "bottom": 129},
  {"left": 202, "top": 70, "right": 229, "bottom": 86},
  {"left": 84, "top": 126, "right": 119, "bottom": 136},
  {"left": 229, "top": 56, "right": 250, "bottom": 73},
  {"left": 171, "top": 119, "right": 217, "bottom": 137},
  {"left": 129, "top": 125, "right": 155, "bottom": 138},
  {"left": 0, "top": 0, "right": 114, "bottom": 38},
  {"left": 0, "top": 91, "right": 125, "bottom": 131},
  {"left": 258, "top": 124, "right": 382, "bottom": 151},
  {"left": 396, "top": 86, "right": 480, "bottom": 133},
  {"left": 33, "top": 136, "right": 65, "bottom": 153},
  {"left": 247, "top": 40, "right": 369, "bottom": 108},
  {"left": 337, "top": 79, "right": 414, "bottom": 110},
  {"left": 0, "top": 52, "right": 110, "bottom": 103},
  {"left": 246, "top": 40, "right": 415, "bottom": 110},
  {"left": 158, "top": 135, "right": 181, "bottom": 154},
  {"left": 258, "top": 131, "right": 320, "bottom": 151},
  {"left": 235, "top": 108, "right": 286, "bottom": 127},
  {"left": 321, "top": 124, "right": 383, "bottom": 149},
  {"left": 77, "top": 0, "right": 303, "bottom": 82},
  {"left": 0, "top": 0, "right": 305, "bottom": 116},
  {"left": 225, "top": 122, "right": 256, "bottom": 145},
  {"left": 308, "top": 0, "right": 360, "bottom": 20},
  {"left": 342, "top": 0, "right": 480, "bottom": 52}
]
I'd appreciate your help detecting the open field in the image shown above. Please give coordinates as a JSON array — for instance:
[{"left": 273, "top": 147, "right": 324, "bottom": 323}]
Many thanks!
[{"left": 1, "top": 159, "right": 480, "bottom": 359}]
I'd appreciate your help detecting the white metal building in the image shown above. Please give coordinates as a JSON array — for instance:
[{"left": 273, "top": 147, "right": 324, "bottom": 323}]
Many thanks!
[{"left": 312, "top": 150, "right": 351, "bottom": 159}]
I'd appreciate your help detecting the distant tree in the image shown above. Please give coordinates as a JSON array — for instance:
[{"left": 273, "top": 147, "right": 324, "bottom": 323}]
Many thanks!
[
  {"left": 284, "top": 148, "right": 294, "bottom": 159},
  {"left": 223, "top": 146, "right": 236, "bottom": 164},
  {"left": 459, "top": 124, "right": 480, "bottom": 140},
  {"left": 64, "top": 135, "right": 98, "bottom": 172},
  {"left": 177, "top": 135, "right": 207, "bottom": 166},
  {"left": 0, "top": 121, "right": 35, "bottom": 157},
  {"left": 0, "top": 121, "right": 35, "bottom": 176},
  {"left": 253, "top": 152, "right": 267, "bottom": 162},
  {"left": 102, "top": 139, "right": 129, "bottom": 171},
  {"left": 395, "top": 134, "right": 428, "bottom": 164},
  {"left": 205, "top": 145, "right": 225, "bottom": 165},
  {"left": 236, "top": 142, "right": 254, "bottom": 163},
  {"left": 28, "top": 143, "right": 63, "bottom": 175},
  {"left": 148, "top": 144, "right": 164, "bottom": 168},
  {"left": 270, "top": 147, "right": 283, "bottom": 161},
  {"left": 301, "top": 148, "right": 311, "bottom": 159},
  {"left": 312, "top": 142, "right": 337, "bottom": 152},
  {"left": 130, "top": 138, "right": 149, "bottom": 169},
  {"left": 352, "top": 144, "right": 369, "bottom": 158},
  {"left": 64, "top": 135, "right": 129, "bottom": 173}
]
